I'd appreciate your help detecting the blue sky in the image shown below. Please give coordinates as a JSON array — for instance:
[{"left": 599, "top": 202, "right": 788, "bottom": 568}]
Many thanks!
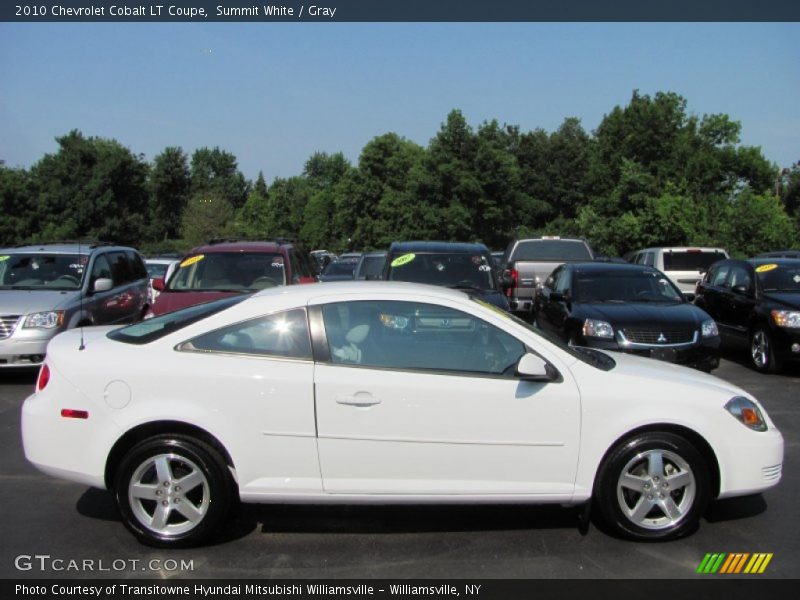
[{"left": 1, "top": 22, "right": 798, "bottom": 181}]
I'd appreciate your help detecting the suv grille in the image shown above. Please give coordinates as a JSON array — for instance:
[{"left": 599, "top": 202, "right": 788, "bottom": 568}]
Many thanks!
[
  {"left": 0, "top": 315, "right": 21, "bottom": 340},
  {"left": 621, "top": 329, "right": 695, "bottom": 344}
]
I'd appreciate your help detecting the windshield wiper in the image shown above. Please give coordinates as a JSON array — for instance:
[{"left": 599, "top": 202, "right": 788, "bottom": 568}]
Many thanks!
[{"left": 447, "top": 283, "right": 491, "bottom": 292}]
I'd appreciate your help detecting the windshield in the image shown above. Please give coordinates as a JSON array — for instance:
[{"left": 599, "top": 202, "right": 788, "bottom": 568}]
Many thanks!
[
  {"left": 108, "top": 295, "right": 247, "bottom": 345},
  {"left": 145, "top": 263, "right": 170, "bottom": 278},
  {"left": 167, "top": 252, "right": 287, "bottom": 292},
  {"left": 573, "top": 270, "right": 684, "bottom": 304},
  {"left": 470, "top": 297, "right": 616, "bottom": 371},
  {"left": 358, "top": 255, "right": 386, "bottom": 279},
  {"left": 511, "top": 240, "right": 592, "bottom": 262},
  {"left": 323, "top": 261, "right": 357, "bottom": 277},
  {"left": 756, "top": 262, "right": 800, "bottom": 292},
  {"left": 0, "top": 253, "right": 87, "bottom": 290},
  {"left": 388, "top": 252, "right": 496, "bottom": 290},
  {"left": 663, "top": 251, "right": 726, "bottom": 271}
]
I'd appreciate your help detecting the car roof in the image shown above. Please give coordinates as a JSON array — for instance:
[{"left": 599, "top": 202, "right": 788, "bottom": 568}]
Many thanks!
[
  {"left": 571, "top": 262, "right": 658, "bottom": 274},
  {"left": 7, "top": 243, "right": 131, "bottom": 254},
  {"left": 188, "top": 240, "right": 289, "bottom": 254},
  {"left": 747, "top": 257, "right": 800, "bottom": 266},
  {"left": 389, "top": 241, "right": 490, "bottom": 254},
  {"left": 251, "top": 280, "right": 477, "bottom": 303}
]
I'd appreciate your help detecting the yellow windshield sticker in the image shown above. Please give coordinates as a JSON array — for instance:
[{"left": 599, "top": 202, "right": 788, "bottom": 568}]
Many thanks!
[
  {"left": 180, "top": 254, "right": 204, "bottom": 268},
  {"left": 755, "top": 263, "right": 778, "bottom": 273},
  {"left": 391, "top": 253, "right": 416, "bottom": 267},
  {"left": 0, "top": 255, "right": 9, "bottom": 262}
]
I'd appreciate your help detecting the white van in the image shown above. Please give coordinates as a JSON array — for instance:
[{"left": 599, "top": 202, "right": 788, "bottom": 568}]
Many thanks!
[{"left": 629, "top": 247, "right": 729, "bottom": 298}]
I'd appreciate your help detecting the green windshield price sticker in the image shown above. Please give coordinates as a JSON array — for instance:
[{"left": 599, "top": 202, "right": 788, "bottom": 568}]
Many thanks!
[
  {"left": 391, "top": 253, "right": 416, "bottom": 267},
  {"left": 0, "top": 255, "right": 9, "bottom": 262}
]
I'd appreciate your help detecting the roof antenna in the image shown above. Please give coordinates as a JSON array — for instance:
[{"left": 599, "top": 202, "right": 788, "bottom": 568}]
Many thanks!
[{"left": 78, "top": 238, "right": 86, "bottom": 351}]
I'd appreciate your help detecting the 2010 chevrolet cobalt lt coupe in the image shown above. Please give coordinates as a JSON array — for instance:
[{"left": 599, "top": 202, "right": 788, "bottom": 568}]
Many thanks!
[{"left": 22, "top": 282, "right": 783, "bottom": 547}]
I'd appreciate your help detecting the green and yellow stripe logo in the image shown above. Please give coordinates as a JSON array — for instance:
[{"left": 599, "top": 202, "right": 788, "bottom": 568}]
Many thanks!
[{"left": 696, "top": 553, "right": 773, "bottom": 574}]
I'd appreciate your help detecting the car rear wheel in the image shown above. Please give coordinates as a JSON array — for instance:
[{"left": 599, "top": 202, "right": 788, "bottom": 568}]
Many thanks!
[
  {"left": 593, "top": 432, "right": 710, "bottom": 541},
  {"left": 114, "top": 435, "right": 233, "bottom": 548},
  {"left": 750, "top": 326, "right": 781, "bottom": 373}
]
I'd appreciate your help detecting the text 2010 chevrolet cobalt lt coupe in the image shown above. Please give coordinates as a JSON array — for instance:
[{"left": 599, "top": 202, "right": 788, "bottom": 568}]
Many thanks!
[{"left": 22, "top": 282, "right": 783, "bottom": 547}]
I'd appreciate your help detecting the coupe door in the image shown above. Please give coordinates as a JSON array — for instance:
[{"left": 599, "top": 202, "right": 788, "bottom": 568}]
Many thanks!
[{"left": 312, "top": 299, "right": 581, "bottom": 495}]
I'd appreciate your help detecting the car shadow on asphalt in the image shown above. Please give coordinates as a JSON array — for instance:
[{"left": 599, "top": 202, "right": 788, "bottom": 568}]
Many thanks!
[
  {"left": 719, "top": 347, "right": 799, "bottom": 378},
  {"left": 705, "top": 494, "right": 767, "bottom": 523},
  {"left": 76, "top": 487, "right": 587, "bottom": 543}
]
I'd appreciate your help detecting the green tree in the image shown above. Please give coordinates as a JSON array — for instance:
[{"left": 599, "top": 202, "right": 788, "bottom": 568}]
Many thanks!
[
  {"left": 29, "top": 130, "right": 148, "bottom": 245},
  {"left": 179, "top": 191, "right": 234, "bottom": 247},
  {"left": 190, "top": 147, "right": 249, "bottom": 209},
  {"left": 147, "top": 147, "right": 190, "bottom": 241},
  {"left": 720, "top": 190, "right": 798, "bottom": 257},
  {"left": 0, "top": 165, "right": 34, "bottom": 245}
]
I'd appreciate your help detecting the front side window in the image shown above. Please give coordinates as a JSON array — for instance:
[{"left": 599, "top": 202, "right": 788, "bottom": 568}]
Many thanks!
[
  {"left": 321, "top": 300, "right": 526, "bottom": 376},
  {"left": 180, "top": 308, "right": 312, "bottom": 359},
  {"left": 0, "top": 253, "right": 87, "bottom": 290}
]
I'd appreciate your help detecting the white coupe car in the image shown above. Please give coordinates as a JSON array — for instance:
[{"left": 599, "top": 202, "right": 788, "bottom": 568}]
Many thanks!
[{"left": 22, "top": 282, "right": 783, "bottom": 547}]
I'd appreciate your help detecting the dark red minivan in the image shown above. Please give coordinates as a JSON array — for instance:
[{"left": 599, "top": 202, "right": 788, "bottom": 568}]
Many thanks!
[{"left": 146, "top": 240, "right": 317, "bottom": 317}]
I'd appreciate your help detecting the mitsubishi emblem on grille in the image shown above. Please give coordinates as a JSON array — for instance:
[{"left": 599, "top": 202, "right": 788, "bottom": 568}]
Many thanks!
[{"left": 657, "top": 333, "right": 667, "bottom": 343}]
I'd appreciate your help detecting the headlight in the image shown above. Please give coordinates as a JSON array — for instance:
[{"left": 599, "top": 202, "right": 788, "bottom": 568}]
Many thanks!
[
  {"left": 582, "top": 319, "right": 614, "bottom": 339},
  {"left": 771, "top": 310, "right": 800, "bottom": 329},
  {"left": 23, "top": 311, "right": 64, "bottom": 329},
  {"left": 724, "top": 396, "right": 767, "bottom": 432},
  {"left": 701, "top": 320, "right": 719, "bottom": 338}
]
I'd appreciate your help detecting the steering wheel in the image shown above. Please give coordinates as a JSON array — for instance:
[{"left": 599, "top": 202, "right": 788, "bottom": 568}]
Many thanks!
[
  {"left": 52, "top": 275, "right": 80, "bottom": 285},
  {"left": 251, "top": 276, "right": 278, "bottom": 289}
]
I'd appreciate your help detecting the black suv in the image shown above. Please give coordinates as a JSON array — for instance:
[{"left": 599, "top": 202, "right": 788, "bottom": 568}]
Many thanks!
[{"left": 694, "top": 258, "right": 800, "bottom": 373}]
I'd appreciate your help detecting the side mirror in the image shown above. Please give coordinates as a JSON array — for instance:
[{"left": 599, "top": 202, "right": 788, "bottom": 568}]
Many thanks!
[
  {"left": 515, "top": 353, "right": 558, "bottom": 382},
  {"left": 152, "top": 277, "right": 165, "bottom": 292},
  {"left": 93, "top": 278, "right": 113, "bottom": 293},
  {"left": 731, "top": 284, "right": 751, "bottom": 296}
]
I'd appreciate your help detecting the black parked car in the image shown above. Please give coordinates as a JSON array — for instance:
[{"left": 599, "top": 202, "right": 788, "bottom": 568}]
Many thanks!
[
  {"left": 383, "top": 241, "right": 510, "bottom": 311},
  {"left": 533, "top": 262, "right": 721, "bottom": 371},
  {"left": 694, "top": 258, "right": 800, "bottom": 373},
  {"left": 318, "top": 259, "right": 357, "bottom": 282}
]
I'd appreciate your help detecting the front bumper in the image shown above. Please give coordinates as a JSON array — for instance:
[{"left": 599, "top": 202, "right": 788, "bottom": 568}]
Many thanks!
[
  {"left": 715, "top": 426, "right": 784, "bottom": 498},
  {"left": 771, "top": 326, "right": 800, "bottom": 364},
  {"left": 580, "top": 335, "right": 721, "bottom": 371},
  {"left": 0, "top": 336, "right": 50, "bottom": 368}
]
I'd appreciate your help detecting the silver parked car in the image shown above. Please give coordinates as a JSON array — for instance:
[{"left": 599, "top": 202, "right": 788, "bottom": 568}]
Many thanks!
[{"left": 0, "top": 242, "right": 150, "bottom": 368}]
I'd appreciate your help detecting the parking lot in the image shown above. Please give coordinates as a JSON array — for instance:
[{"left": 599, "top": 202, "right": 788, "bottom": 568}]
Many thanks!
[{"left": 0, "top": 354, "right": 797, "bottom": 580}]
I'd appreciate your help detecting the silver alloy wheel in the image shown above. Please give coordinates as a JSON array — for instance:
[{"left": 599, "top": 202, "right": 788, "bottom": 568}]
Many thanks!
[
  {"left": 128, "top": 453, "right": 210, "bottom": 536},
  {"left": 751, "top": 330, "right": 769, "bottom": 369},
  {"left": 616, "top": 449, "right": 696, "bottom": 531}
]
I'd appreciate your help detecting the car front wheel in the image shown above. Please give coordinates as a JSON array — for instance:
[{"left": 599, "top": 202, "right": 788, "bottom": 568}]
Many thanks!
[
  {"left": 114, "top": 435, "right": 233, "bottom": 547},
  {"left": 593, "top": 432, "right": 710, "bottom": 541}
]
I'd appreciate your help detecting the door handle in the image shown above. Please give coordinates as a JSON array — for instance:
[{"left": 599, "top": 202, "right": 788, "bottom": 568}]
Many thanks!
[{"left": 335, "top": 395, "right": 382, "bottom": 407}]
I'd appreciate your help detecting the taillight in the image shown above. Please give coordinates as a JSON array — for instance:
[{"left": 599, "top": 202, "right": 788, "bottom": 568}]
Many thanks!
[
  {"left": 505, "top": 268, "right": 519, "bottom": 297},
  {"left": 37, "top": 364, "right": 50, "bottom": 391}
]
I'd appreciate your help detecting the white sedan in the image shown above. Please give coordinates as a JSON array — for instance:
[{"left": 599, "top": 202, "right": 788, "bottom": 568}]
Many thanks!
[{"left": 22, "top": 282, "right": 783, "bottom": 547}]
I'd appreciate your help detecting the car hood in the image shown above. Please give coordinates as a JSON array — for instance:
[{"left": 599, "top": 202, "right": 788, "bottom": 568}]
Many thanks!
[
  {"left": 0, "top": 289, "right": 80, "bottom": 315},
  {"left": 762, "top": 292, "right": 800, "bottom": 309},
  {"left": 577, "top": 302, "right": 706, "bottom": 328},
  {"left": 596, "top": 349, "right": 749, "bottom": 402},
  {"left": 150, "top": 290, "right": 248, "bottom": 316}
]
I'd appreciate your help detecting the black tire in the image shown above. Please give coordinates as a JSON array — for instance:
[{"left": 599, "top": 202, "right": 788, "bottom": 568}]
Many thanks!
[
  {"left": 593, "top": 432, "right": 710, "bottom": 541},
  {"left": 749, "top": 326, "right": 781, "bottom": 374},
  {"left": 114, "top": 435, "right": 234, "bottom": 548}
]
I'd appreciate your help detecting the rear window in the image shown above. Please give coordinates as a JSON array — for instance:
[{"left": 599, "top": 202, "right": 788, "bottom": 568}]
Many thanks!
[
  {"left": 511, "top": 240, "right": 592, "bottom": 262},
  {"left": 663, "top": 251, "right": 726, "bottom": 272},
  {"left": 107, "top": 296, "right": 246, "bottom": 345},
  {"left": 358, "top": 255, "right": 386, "bottom": 279}
]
